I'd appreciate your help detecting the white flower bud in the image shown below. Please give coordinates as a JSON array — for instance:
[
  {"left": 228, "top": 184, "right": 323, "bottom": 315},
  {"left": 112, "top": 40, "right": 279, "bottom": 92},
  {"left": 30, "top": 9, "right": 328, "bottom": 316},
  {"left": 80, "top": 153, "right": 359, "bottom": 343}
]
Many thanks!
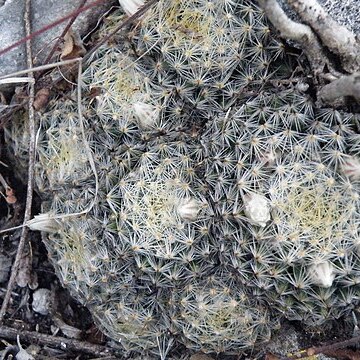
[
  {"left": 295, "top": 82, "right": 309, "bottom": 92},
  {"left": 119, "top": 0, "right": 144, "bottom": 16},
  {"left": 27, "top": 213, "right": 59, "bottom": 233},
  {"left": 177, "top": 198, "right": 200, "bottom": 221},
  {"left": 341, "top": 155, "right": 360, "bottom": 181},
  {"left": 243, "top": 193, "right": 270, "bottom": 227},
  {"left": 133, "top": 102, "right": 159, "bottom": 128},
  {"left": 261, "top": 150, "right": 277, "bottom": 165},
  {"left": 308, "top": 261, "right": 335, "bottom": 288}
]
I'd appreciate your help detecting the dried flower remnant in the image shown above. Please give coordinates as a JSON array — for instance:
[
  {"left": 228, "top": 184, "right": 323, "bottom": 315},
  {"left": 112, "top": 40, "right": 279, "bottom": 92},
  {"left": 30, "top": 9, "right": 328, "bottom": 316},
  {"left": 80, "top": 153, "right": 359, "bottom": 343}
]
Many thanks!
[
  {"left": 177, "top": 198, "right": 201, "bottom": 221},
  {"left": 341, "top": 155, "right": 360, "bottom": 181},
  {"left": 119, "top": 0, "right": 144, "bottom": 16},
  {"left": 27, "top": 213, "right": 59, "bottom": 233},
  {"left": 243, "top": 193, "right": 270, "bottom": 227},
  {"left": 308, "top": 261, "right": 335, "bottom": 288},
  {"left": 133, "top": 101, "right": 159, "bottom": 128}
]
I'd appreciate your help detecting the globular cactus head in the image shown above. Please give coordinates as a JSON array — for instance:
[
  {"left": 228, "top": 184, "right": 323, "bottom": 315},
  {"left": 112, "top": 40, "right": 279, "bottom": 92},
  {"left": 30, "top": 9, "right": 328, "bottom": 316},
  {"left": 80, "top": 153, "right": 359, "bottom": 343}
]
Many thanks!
[
  {"left": 171, "top": 272, "right": 274, "bottom": 354},
  {"left": 3, "top": 0, "right": 360, "bottom": 357}
]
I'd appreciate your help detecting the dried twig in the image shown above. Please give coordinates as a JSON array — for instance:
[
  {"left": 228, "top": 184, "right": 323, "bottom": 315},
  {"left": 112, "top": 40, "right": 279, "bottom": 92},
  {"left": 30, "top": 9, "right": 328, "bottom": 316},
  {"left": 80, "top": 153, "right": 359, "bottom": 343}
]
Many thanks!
[
  {"left": 0, "top": 0, "right": 107, "bottom": 58},
  {"left": 0, "top": 325, "right": 119, "bottom": 358},
  {"left": 0, "top": 58, "right": 82, "bottom": 81},
  {"left": 281, "top": 334, "right": 360, "bottom": 359},
  {"left": 257, "top": 0, "right": 327, "bottom": 74},
  {"left": 322, "top": 348, "right": 360, "bottom": 360},
  {"left": 318, "top": 72, "right": 360, "bottom": 106},
  {"left": 41, "top": 0, "right": 88, "bottom": 67},
  {"left": 287, "top": 0, "right": 360, "bottom": 73},
  {"left": 258, "top": 0, "right": 360, "bottom": 106},
  {"left": 1, "top": 0, "right": 158, "bottom": 128},
  {"left": 83, "top": 0, "right": 158, "bottom": 62},
  {"left": 0, "top": 0, "right": 36, "bottom": 322}
]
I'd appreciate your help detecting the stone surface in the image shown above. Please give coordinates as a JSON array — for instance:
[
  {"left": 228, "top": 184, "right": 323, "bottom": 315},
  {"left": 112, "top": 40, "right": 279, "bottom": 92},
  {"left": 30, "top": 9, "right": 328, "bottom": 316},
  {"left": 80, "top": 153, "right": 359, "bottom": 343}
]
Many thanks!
[
  {"left": 0, "top": 0, "right": 115, "bottom": 91},
  {"left": 32, "top": 288, "right": 51, "bottom": 315},
  {"left": 319, "top": 0, "right": 360, "bottom": 34},
  {"left": 265, "top": 324, "right": 300, "bottom": 356},
  {"left": 279, "top": 0, "right": 359, "bottom": 34}
]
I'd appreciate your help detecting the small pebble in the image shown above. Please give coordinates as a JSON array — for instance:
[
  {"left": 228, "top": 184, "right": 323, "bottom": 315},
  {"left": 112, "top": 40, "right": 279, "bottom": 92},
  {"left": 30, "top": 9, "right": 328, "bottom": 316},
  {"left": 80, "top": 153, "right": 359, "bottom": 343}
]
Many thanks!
[{"left": 32, "top": 288, "right": 51, "bottom": 315}]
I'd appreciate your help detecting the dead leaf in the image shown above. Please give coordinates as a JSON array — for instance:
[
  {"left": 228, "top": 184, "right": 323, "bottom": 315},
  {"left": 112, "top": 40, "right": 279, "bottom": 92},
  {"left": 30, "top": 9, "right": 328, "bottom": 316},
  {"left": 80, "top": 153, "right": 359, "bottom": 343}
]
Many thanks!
[
  {"left": 60, "top": 29, "right": 86, "bottom": 61},
  {"left": 33, "top": 88, "right": 50, "bottom": 111},
  {"left": 88, "top": 86, "right": 102, "bottom": 99},
  {"left": 16, "top": 247, "right": 38, "bottom": 290},
  {"left": 5, "top": 186, "right": 17, "bottom": 204},
  {"left": 0, "top": 173, "right": 16, "bottom": 204},
  {"left": 265, "top": 353, "right": 281, "bottom": 360},
  {"left": 0, "top": 91, "right": 7, "bottom": 105},
  {"left": 85, "top": 323, "right": 106, "bottom": 345},
  {"left": 52, "top": 314, "right": 82, "bottom": 339},
  {"left": 190, "top": 354, "right": 214, "bottom": 360}
]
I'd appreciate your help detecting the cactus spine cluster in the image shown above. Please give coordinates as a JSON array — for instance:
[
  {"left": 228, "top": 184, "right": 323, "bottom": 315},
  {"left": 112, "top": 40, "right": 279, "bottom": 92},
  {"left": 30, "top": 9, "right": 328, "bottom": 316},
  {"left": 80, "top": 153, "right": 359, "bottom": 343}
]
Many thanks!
[{"left": 4, "top": 0, "right": 360, "bottom": 357}]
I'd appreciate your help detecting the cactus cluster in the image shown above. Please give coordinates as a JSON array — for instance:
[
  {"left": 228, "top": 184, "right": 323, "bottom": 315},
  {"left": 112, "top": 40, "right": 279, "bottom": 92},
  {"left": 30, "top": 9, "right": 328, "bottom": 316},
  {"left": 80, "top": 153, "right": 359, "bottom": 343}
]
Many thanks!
[{"left": 4, "top": 0, "right": 360, "bottom": 357}]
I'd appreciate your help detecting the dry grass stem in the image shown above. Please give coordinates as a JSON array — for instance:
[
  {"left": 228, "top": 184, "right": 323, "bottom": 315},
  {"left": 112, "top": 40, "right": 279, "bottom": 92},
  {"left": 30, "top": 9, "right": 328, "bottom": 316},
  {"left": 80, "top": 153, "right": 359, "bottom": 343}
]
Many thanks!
[{"left": 0, "top": 0, "right": 36, "bottom": 322}]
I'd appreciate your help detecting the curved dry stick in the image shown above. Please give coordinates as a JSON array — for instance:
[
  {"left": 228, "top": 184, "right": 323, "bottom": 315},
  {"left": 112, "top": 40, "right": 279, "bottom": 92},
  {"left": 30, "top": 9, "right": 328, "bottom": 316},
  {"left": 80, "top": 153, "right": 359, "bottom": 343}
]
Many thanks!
[
  {"left": 287, "top": 0, "right": 360, "bottom": 73},
  {"left": 0, "top": 324, "right": 118, "bottom": 357},
  {"left": 0, "top": 0, "right": 36, "bottom": 322},
  {"left": 0, "top": 0, "right": 107, "bottom": 58},
  {"left": 41, "top": 0, "right": 88, "bottom": 67},
  {"left": 257, "top": 0, "right": 327, "bottom": 74},
  {"left": 83, "top": 0, "right": 158, "bottom": 63},
  {"left": 318, "top": 72, "right": 360, "bottom": 105},
  {"left": 282, "top": 334, "right": 360, "bottom": 359}
]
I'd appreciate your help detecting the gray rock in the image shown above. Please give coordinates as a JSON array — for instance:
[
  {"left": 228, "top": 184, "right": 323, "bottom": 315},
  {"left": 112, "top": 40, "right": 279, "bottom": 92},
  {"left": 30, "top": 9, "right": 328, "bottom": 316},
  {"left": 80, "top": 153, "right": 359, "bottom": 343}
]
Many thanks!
[
  {"left": 265, "top": 324, "right": 300, "bottom": 356},
  {"left": 318, "top": 0, "right": 360, "bottom": 35},
  {"left": 32, "top": 288, "right": 51, "bottom": 315},
  {"left": 0, "top": 0, "right": 115, "bottom": 92},
  {"left": 278, "top": 0, "right": 359, "bottom": 35},
  {"left": 265, "top": 324, "right": 337, "bottom": 360}
]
